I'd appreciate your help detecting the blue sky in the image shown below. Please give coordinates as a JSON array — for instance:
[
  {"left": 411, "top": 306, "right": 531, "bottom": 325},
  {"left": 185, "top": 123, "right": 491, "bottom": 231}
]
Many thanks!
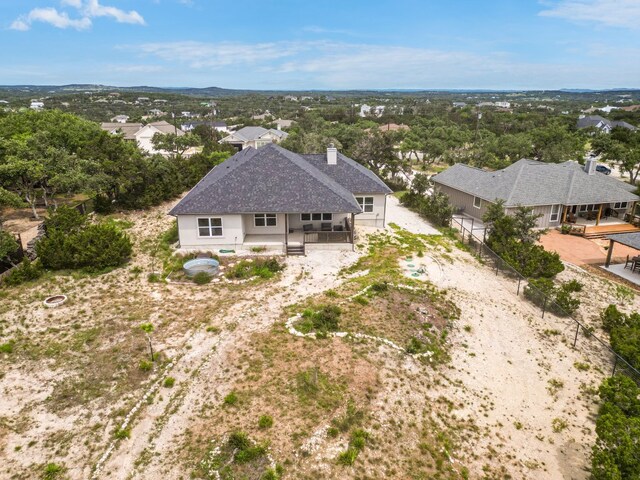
[{"left": 1, "top": 0, "right": 639, "bottom": 89}]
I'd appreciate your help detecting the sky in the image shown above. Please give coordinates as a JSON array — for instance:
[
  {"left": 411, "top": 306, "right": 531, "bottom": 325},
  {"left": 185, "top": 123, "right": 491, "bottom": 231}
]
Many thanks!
[{"left": 0, "top": 0, "right": 639, "bottom": 90}]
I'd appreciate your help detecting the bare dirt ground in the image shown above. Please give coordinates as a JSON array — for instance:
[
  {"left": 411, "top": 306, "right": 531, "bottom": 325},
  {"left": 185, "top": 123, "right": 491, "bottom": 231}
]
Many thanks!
[{"left": 1, "top": 198, "right": 636, "bottom": 479}]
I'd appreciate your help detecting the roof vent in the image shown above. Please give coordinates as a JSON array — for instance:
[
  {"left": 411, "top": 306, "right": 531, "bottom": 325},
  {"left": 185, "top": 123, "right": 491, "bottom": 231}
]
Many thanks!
[
  {"left": 584, "top": 158, "right": 597, "bottom": 175},
  {"left": 327, "top": 143, "right": 337, "bottom": 165}
]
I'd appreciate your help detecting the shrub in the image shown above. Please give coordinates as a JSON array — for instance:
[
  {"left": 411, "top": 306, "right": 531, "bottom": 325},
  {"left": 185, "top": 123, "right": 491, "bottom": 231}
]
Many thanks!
[
  {"left": 43, "top": 205, "right": 86, "bottom": 233},
  {"left": 592, "top": 375, "right": 640, "bottom": 480},
  {"left": 524, "top": 278, "right": 583, "bottom": 316},
  {"left": 37, "top": 219, "right": 132, "bottom": 272},
  {"left": 42, "top": 462, "right": 66, "bottom": 480},
  {"left": 225, "top": 257, "right": 283, "bottom": 280},
  {"left": 401, "top": 191, "right": 453, "bottom": 227},
  {"left": 601, "top": 304, "right": 627, "bottom": 333},
  {"left": 192, "top": 271, "right": 212, "bottom": 285},
  {"left": 258, "top": 414, "right": 273, "bottom": 429},
  {"left": 2, "top": 259, "right": 43, "bottom": 286},
  {"left": 227, "top": 431, "right": 267, "bottom": 464},
  {"left": 163, "top": 377, "right": 175, "bottom": 388},
  {"left": 139, "top": 360, "right": 153, "bottom": 372},
  {"left": 147, "top": 273, "right": 161, "bottom": 283},
  {"left": 223, "top": 391, "right": 238, "bottom": 405},
  {"left": 114, "top": 427, "right": 130, "bottom": 440},
  {"left": 301, "top": 305, "right": 341, "bottom": 333},
  {"left": 0, "top": 341, "right": 14, "bottom": 354}
]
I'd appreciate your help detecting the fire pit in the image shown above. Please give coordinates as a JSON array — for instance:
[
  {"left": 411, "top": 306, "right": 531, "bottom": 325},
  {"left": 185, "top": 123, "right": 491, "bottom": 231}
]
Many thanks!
[{"left": 43, "top": 295, "right": 67, "bottom": 308}]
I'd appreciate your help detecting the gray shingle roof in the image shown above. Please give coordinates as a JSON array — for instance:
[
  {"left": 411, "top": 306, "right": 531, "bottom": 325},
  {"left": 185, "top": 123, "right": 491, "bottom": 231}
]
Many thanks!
[
  {"left": 607, "top": 232, "right": 640, "bottom": 250},
  {"left": 169, "top": 144, "right": 369, "bottom": 215},
  {"left": 577, "top": 115, "right": 638, "bottom": 131},
  {"left": 432, "top": 159, "right": 639, "bottom": 207},
  {"left": 302, "top": 153, "right": 392, "bottom": 194}
]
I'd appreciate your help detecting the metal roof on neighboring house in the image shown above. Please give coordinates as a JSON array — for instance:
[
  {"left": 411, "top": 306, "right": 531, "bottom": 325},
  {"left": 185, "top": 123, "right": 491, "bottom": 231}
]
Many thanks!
[
  {"left": 432, "top": 159, "right": 640, "bottom": 207},
  {"left": 169, "top": 144, "right": 382, "bottom": 215}
]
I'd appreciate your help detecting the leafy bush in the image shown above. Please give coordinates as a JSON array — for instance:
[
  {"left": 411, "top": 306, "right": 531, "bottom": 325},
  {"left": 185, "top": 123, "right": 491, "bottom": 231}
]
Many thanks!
[
  {"left": 601, "top": 304, "right": 628, "bottom": 333},
  {"left": 163, "top": 377, "right": 175, "bottom": 388},
  {"left": 401, "top": 190, "right": 453, "bottom": 227},
  {"left": 524, "top": 278, "right": 583, "bottom": 316},
  {"left": 227, "top": 431, "right": 267, "bottom": 464},
  {"left": 591, "top": 375, "right": 640, "bottom": 480},
  {"left": 0, "top": 230, "right": 20, "bottom": 262},
  {"left": 192, "top": 271, "right": 212, "bottom": 285},
  {"left": 42, "top": 462, "right": 66, "bottom": 480},
  {"left": 301, "top": 305, "right": 341, "bottom": 333},
  {"left": 0, "top": 341, "right": 14, "bottom": 354},
  {"left": 2, "top": 258, "right": 43, "bottom": 286},
  {"left": 37, "top": 209, "right": 132, "bottom": 272},
  {"left": 223, "top": 391, "right": 238, "bottom": 405},
  {"left": 258, "top": 414, "right": 273, "bottom": 429},
  {"left": 484, "top": 203, "right": 564, "bottom": 279}
]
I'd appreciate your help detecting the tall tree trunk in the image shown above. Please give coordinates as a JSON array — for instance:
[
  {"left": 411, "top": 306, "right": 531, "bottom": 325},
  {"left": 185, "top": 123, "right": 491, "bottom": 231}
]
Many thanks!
[{"left": 25, "top": 193, "right": 39, "bottom": 219}]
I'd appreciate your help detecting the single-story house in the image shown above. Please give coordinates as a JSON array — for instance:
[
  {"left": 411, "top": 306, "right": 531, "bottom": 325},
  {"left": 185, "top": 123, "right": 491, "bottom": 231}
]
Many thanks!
[
  {"left": 576, "top": 115, "right": 637, "bottom": 133},
  {"left": 100, "top": 121, "right": 185, "bottom": 156},
  {"left": 432, "top": 158, "right": 640, "bottom": 233},
  {"left": 219, "top": 126, "right": 288, "bottom": 151},
  {"left": 169, "top": 144, "right": 392, "bottom": 254},
  {"left": 181, "top": 120, "right": 228, "bottom": 133}
]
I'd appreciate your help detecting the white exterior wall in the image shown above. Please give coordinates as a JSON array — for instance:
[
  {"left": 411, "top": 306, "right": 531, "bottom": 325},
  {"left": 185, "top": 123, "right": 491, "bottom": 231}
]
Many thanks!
[
  {"left": 136, "top": 125, "right": 166, "bottom": 155},
  {"left": 177, "top": 214, "right": 245, "bottom": 250},
  {"left": 354, "top": 194, "right": 387, "bottom": 227},
  {"left": 243, "top": 214, "right": 287, "bottom": 235}
]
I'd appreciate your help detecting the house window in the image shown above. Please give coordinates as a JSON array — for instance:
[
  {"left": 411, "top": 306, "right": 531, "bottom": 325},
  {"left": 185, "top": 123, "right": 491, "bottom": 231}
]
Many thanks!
[
  {"left": 197, "top": 217, "right": 223, "bottom": 237},
  {"left": 301, "top": 213, "right": 332, "bottom": 221},
  {"left": 356, "top": 196, "right": 374, "bottom": 213},
  {"left": 550, "top": 204, "right": 560, "bottom": 222},
  {"left": 614, "top": 202, "right": 628, "bottom": 209},
  {"left": 254, "top": 213, "right": 277, "bottom": 227},
  {"left": 473, "top": 196, "right": 482, "bottom": 209}
]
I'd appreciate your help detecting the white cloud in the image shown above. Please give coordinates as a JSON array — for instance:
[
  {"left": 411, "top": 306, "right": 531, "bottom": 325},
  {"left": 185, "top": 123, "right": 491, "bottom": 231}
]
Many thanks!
[
  {"left": 11, "top": 7, "right": 92, "bottom": 31},
  {"left": 11, "top": 0, "right": 145, "bottom": 31},
  {"left": 539, "top": 0, "right": 640, "bottom": 29},
  {"left": 130, "top": 39, "right": 637, "bottom": 90},
  {"left": 82, "top": 0, "right": 145, "bottom": 25}
]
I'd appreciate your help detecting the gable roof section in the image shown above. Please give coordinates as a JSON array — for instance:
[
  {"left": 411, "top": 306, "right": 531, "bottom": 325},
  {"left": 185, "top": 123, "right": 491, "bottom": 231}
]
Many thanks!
[
  {"left": 169, "top": 144, "right": 362, "bottom": 215},
  {"left": 433, "top": 159, "right": 639, "bottom": 207},
  {"left": 100, "top": 122, "right": 143, "bottom": 140},
  {"left": 577, "top": 115, "right": 637, "bottom": 131},
  {"left": 302, "top": 153, "right": 392, "bottom": 194}
]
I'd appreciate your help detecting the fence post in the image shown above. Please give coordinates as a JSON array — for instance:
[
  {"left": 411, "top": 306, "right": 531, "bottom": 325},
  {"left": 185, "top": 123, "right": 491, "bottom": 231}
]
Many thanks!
[
  {"left": 542, "top": 297, "right": 547, "bottom": 319},
  {"left": 517, "top": 277, "right": 521, "bottom": 296},
  {"left": 495, "top": 258, "right": 499, "bottom": 275},
  {"left": 612, "top": 357, "right": 618, "bottom": 376},
  {"left": 573, "top": 323, "right": 580, "bottom": 348}
]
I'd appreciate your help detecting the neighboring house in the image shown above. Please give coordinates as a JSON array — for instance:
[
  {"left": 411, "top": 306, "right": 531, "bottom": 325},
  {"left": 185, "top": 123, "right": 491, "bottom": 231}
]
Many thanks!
[
  {"left": 30, "top": 101, "right": 44, "bottom": 110},
  {"left": 219, "top": 126, "right": 288, "bottom": 151},
  {"left": 111, "top": 115, "right": 130, "bottom": 123},
  {"left": 359, "top": 104, "right": 385, "bottom": 117},
  {"left": 576, "top": 115, "right": 638, "bottom": 133},
  {"left": 432, "top": 158, "right": 640, "bottom": 230},
  {"left": 452, "top": 102, "right": 467, "bottom": 108},
  {"left": 275, "top": 118, "right": 294, "bottom": 130},
  {"left": 181, "top": 120, "right": 228, "bottom": 133},
  {"left": 169, "top": 144, "right": 392, "bottom": 254},
  {"left": 100, "top": 121, "right": 185, "bottom": 156}
]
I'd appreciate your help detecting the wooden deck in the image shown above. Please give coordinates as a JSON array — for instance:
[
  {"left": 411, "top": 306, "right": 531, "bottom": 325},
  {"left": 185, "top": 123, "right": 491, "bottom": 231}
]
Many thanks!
[{"left": 584, "top": 223, "right": 640, "bottom": 239}]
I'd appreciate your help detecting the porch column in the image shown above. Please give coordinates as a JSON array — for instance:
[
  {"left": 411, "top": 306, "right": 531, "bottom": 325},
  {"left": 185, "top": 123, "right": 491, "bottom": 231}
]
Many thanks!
[
  {"left": 351, "top": 213, "right": 355, "bottom": 245},
  {"left": 596, "top": 204, "right": 603, "bottom": 226},
  {"left": 284, "top": 214, "right": 289, "bottom": 246},
  {"left": 605, "top": 239, "right": 615, "bottom": 267},
  {"left": 562, "top": 206, "right": 568, "bottom": 223}
]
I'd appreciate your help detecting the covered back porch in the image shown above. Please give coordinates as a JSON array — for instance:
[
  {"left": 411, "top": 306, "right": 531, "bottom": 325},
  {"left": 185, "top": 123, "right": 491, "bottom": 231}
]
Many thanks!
[
  {"left": 243, "top": 212, "right": 355, "bottom": 255},
  {"left": 560, "top": 202, "right": 640, "bottom": 238}
]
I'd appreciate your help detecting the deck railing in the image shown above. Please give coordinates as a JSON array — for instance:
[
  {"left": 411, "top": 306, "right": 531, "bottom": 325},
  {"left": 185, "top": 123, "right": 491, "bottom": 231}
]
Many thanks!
[{"left": 304, "top": 230, "right": 352, "bottom": 244}]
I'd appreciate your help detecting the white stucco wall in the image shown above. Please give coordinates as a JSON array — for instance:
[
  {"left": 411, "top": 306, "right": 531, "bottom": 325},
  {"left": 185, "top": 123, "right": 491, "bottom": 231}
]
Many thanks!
[
  {"left": 353, "top": 194, "right": 387, "bottom": 227},
  {"left": 177, "top": 214, "right": 245, "bottom": 249}
]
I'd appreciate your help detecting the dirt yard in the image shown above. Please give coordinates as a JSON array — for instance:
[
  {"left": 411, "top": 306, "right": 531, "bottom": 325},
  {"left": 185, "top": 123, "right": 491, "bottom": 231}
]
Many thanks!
[{"left": 0, "top": 198, "right": 636, "bottom": 479}]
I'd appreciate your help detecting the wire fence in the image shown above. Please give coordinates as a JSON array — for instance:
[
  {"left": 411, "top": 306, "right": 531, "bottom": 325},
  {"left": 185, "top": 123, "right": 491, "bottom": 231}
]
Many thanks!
[{"left": 450, "top": 214, "right": 640, "bottom": 385}]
